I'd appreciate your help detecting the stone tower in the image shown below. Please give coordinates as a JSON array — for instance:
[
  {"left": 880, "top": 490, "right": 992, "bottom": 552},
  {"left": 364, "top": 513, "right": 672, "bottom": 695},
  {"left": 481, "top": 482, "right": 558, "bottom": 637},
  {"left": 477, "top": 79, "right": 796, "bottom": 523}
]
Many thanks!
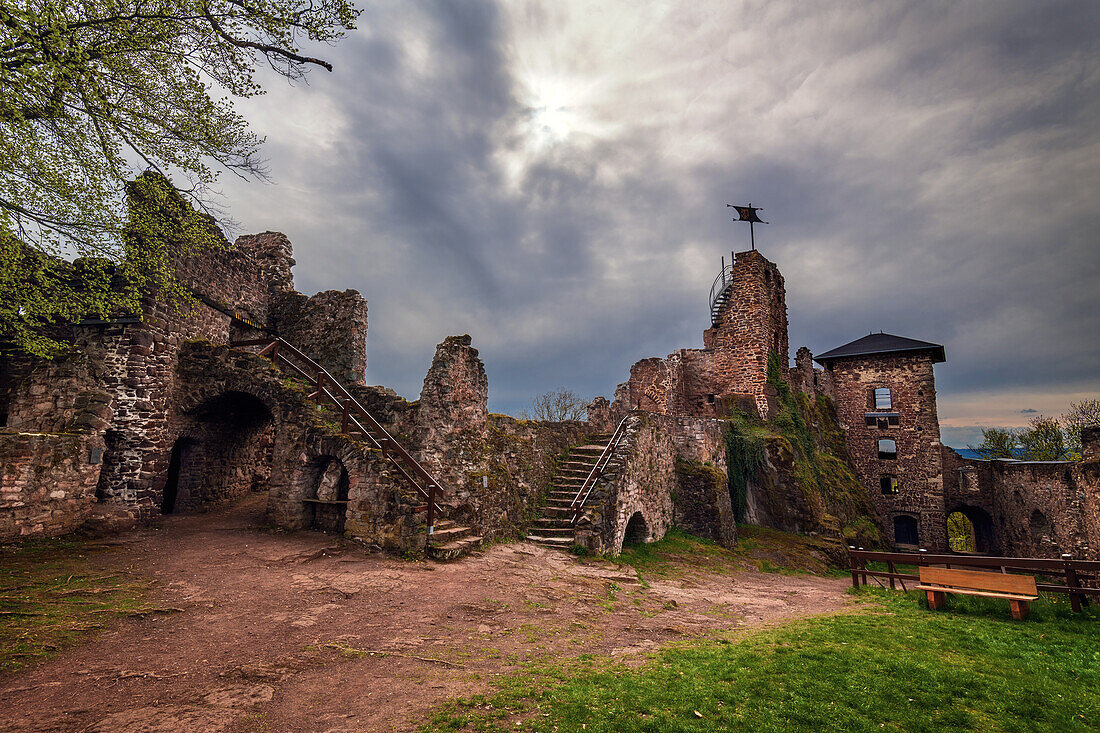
[
  {"left": 814, "top": 333, "right": 946, "bottom": 549},
  {"left": 702, "top": 249, "right": 790, "bottom": 418},
  {"left": 614, "top": 249, "right": 789, "bottom": 420}
]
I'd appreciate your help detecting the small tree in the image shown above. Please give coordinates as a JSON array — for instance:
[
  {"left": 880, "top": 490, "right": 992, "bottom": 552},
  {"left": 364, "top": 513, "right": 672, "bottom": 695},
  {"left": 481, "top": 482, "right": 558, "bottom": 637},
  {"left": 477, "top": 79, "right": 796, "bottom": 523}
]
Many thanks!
[
  {"left": 1061, "top": 398, "right": 1100, "bottom": 459},
  {"left": 970, "top": 427, "right": 1019, "bottom": 459},
  {"left": 1018, "top": 415, "right": 1069, "bottom": 461},
  {"left": 524, "top": 389, "right": 588, "bottom": 422}
]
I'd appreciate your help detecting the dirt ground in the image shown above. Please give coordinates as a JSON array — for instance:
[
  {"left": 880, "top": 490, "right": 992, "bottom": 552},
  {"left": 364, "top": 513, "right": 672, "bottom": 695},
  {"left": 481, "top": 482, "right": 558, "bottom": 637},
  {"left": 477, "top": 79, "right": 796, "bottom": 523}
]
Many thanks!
[{"left": 0, "top": 495, "right": 853, "bottom": 732}]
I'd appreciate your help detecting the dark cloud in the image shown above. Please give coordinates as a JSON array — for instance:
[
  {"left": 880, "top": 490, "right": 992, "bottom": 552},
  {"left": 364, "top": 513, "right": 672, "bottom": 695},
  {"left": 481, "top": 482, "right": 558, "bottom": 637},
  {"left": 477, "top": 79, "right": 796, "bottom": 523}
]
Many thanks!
[{"left": 217, "top": 0, "right": 1100, "bottom": 424}]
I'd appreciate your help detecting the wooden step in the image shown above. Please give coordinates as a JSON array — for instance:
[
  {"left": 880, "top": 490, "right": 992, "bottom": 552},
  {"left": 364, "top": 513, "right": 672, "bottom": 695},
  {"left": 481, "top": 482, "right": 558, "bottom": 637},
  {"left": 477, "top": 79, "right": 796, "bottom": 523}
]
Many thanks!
[{"left": 428, "top": 535, "right": 483, "bottom": 561}]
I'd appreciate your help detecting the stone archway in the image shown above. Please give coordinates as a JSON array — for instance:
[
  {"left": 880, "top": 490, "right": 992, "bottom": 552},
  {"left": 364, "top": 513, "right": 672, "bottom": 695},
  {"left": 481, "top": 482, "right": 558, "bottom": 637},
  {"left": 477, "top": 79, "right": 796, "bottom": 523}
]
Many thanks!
[
  {"left": 947, "top": 505, "right": 995, "bottom": 554},
  {"left": 623, "top": 511, "right": 649, "bottom": 545},
  {"left": 163, "top": 391, "right": 274, "bottom": 513}
]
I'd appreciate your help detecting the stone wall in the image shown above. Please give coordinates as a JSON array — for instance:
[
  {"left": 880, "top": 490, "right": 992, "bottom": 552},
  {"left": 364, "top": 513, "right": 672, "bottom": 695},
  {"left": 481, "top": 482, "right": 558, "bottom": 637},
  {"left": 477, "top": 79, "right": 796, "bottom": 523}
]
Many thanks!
[
  {"left": 572, "top": 412, "right": 734, "bottom": 555},
  {"left": 0, "top": 356, "right": 112, "bottom": 540},
  {"left": 941, "top": 444, "right": 1099, "bottom": 559},
  {"left": 275, "top": 289, "right": 368, "bottom": 386},
  {"left": 824, "top": 352, "right": 945, "bottom": 549}
]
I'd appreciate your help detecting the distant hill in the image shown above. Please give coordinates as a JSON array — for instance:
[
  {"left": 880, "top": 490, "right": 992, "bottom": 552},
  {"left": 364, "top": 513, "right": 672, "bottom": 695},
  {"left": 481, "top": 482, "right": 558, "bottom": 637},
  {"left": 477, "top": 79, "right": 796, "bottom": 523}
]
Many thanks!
[{"left": 952, "top": 448, "right": 1028, "bottom": 460}]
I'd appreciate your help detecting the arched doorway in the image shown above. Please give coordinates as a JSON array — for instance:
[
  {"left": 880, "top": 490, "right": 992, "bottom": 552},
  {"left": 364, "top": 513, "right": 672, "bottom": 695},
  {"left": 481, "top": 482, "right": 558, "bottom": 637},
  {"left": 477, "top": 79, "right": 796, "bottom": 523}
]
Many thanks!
[
  {"left": 163, "top": 391, "right": 274, "bottom": 513},
  {"left": 892, "top": 515, "right": 919, "bottom": 548},
  {"left": 624, "top": 511, "right": 649, "bottom": 545},
  {"left": 304, "top": 457, "right": 350, "bottom": 534},
  {"left": 947, "top": 506, "right": 994, "bottom": 554}
]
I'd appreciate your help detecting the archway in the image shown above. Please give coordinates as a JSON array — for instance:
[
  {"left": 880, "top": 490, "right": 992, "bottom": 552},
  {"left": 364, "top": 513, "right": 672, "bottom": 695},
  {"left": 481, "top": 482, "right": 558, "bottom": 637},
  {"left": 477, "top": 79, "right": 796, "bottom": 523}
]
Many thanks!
[
  {"left": 304, "top": 456, "right": 350, "bottom": 534},
  {"left": 892, "top": 515, "right": 919, "bottom": 548},
  {"left": 163, "top": 391, "right": 274, "bottom": 513},
  {"left": 947, "top": 506, "right": 994, "bottom": 554},
  {"left": 947, "top": 512, "right": 975, "bottom": 553},
  {"left": 624, "top": 511, "right": 649, "bottom": 545}
]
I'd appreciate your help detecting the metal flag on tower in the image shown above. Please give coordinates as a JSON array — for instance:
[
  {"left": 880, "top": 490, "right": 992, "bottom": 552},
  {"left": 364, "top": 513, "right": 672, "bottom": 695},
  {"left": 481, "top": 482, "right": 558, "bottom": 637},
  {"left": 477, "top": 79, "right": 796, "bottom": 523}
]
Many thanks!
[{"left": 727, "top": 203, "right": 768, "bottom": 251}]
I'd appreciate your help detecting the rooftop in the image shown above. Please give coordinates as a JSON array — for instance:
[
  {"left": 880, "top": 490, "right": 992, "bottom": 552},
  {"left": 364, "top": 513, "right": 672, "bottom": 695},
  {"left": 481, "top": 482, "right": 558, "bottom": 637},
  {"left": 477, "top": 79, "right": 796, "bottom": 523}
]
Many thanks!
[{"left": 813, "top": 332, "right": 946, "bottom": 365}]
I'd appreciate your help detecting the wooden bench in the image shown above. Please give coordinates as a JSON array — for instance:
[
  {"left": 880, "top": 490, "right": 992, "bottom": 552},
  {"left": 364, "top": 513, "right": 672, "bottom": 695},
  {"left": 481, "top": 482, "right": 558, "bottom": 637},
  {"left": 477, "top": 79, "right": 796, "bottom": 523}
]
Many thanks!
[{"left": 917, "top": 566, "right": 1039, "bottom": 620}]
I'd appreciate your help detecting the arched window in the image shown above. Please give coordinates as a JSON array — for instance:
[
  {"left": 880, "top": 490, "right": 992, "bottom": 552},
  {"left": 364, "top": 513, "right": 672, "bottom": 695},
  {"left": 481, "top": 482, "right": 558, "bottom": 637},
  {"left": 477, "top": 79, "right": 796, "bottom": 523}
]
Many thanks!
[{"left": 877, "top": 439, "right": 897, "bottom": 459}]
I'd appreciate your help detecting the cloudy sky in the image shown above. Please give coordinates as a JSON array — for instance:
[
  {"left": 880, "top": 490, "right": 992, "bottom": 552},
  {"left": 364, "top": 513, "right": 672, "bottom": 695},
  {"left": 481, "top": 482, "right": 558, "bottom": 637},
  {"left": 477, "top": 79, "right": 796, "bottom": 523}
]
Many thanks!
[{"left": 216, "top": 0, "right": 1099, "bottom": 447}]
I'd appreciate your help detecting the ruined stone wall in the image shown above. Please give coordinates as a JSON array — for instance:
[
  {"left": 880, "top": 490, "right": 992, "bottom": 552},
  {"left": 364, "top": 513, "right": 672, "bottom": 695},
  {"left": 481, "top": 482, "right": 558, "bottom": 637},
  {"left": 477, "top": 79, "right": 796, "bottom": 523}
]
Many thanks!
[
  {"left": 825, "top": 352, "right": 945, "bottom": 550},
  {"left": 941, "top": 444, "right": 1097, "bottom": 559},
  {"left": 701, "top": 249, "right": 789, "bottom": 418},
  {"left": 613, "top": 250, "right": 788, "bottom": 421},
  {"left": 572, "top": 412, "right": 734, "bottom": 554},
  {"left": 0, "top": 354, "right": 113, "bottom": 539},
  {"left": 275, "top": 289, "right": 368, "bottom": 386}
]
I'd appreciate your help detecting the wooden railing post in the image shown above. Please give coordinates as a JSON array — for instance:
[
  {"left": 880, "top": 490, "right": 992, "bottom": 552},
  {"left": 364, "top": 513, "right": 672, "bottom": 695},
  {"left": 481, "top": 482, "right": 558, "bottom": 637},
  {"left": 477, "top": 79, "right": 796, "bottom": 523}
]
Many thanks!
[
  {"left": 426, "top": 484, "right": 436, "bottom": 543},
  {"left": 849, "top": 546, "right": 859, "bottom": 588},
  {"left": 857, "top": 547, "right": 866, "bottom": 586},
  {"left": 1063, "top": 553, "right": 1085, "bottom": 613},
  {"left": 888, "top": 561, "right": 897, "bottom": 590}
]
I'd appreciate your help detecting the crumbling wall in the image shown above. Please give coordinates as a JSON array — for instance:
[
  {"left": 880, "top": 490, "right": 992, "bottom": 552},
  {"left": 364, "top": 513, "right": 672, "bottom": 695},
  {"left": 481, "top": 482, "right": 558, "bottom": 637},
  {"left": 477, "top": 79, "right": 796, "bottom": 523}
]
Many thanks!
[
  {"left": 0, "top": 354, "right": 112, "bottom": 540},
  {"left": 276, "top": 289, "right": 368, "bottom": 386},
  {"left": 613, "top": 250, "right": 788, "bottom": 421}
]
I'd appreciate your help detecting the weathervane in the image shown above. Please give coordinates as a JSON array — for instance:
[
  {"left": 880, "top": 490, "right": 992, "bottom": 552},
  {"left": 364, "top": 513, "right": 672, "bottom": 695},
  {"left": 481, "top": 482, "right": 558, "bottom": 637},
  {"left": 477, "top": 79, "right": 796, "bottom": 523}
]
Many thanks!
[{"left": 727, "top": 203, "right": 768, "bottom": 251}]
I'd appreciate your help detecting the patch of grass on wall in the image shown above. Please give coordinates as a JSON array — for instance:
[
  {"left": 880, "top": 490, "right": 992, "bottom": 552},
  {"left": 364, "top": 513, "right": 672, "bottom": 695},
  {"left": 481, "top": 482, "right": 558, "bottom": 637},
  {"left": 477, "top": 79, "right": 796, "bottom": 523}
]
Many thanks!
[
  {"left": 421, "top": 588, "right": 1100, "bottom": 732},
  {"left": 0, "top": 537, "right": 150, "bottom": 674}
]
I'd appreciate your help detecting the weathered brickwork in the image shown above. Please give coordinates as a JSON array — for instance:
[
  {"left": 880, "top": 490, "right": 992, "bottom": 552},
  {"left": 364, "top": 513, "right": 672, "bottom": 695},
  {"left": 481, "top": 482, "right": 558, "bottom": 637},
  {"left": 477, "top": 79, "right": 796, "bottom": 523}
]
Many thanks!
[
  {"left": 614, "top": 250, "right": 787, "bottom": 421},
  {"left": 821, "top": 352, "right": 945, "bottom": 549},
  {"left": 571, "top": 413, "right": 733, "bottom": 555},
  {"left": 941, "top": 444, "right": 1100, "bottom": 559}
]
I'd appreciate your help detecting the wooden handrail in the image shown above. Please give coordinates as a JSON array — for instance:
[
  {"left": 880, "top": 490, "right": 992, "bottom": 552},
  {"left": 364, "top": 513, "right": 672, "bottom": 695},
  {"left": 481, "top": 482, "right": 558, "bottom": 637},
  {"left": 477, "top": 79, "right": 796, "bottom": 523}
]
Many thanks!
[
  {"left": 847, "top": 547, "right": 1098, "bottom": 613},
  {"left": 569, "top": 414, "right": 632, "bottom": 525},
  {"left": 230, "top": 337, "right": 446, "bottom": 535}
]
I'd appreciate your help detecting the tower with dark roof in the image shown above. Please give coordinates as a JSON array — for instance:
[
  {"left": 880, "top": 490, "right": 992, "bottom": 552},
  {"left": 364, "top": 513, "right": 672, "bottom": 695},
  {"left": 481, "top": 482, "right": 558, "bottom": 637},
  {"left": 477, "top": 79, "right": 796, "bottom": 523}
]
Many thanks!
[{"left": 815, "top": 332, "right": 947, "bottom": 550}]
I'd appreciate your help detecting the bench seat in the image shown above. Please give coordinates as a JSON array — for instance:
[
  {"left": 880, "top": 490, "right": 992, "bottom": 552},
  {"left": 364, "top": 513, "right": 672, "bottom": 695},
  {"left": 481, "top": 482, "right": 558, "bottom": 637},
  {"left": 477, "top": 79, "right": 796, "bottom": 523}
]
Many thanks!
[
  {"left": 917, "top": 567, "right": 1039, "bottom": 620},
  {"left": 915, "top": 585, "right": 1037, "bottom": 602}
]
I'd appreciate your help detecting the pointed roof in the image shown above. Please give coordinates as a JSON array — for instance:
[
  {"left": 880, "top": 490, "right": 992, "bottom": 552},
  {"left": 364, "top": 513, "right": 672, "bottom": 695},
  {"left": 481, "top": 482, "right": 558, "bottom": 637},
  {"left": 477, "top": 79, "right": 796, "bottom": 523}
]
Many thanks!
[{"left": 813, "top": 332, "right": 946, "bottom": 365}]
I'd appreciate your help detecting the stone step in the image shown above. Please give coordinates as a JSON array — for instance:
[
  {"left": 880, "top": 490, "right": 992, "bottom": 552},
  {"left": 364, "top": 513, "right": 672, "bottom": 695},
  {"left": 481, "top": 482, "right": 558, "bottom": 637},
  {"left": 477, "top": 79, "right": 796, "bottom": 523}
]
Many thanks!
[
  {"left": 533, "top": 517, "right": 573, "bottom": 529},
  {"left": 526, "top": 534, "right": 574, "bottom": 546},
  {"left": 430, "top": 525, "right": 471, "bottom": 542},
  {"left": 428, "top": 535, "right": 483, "bottom": 561}
]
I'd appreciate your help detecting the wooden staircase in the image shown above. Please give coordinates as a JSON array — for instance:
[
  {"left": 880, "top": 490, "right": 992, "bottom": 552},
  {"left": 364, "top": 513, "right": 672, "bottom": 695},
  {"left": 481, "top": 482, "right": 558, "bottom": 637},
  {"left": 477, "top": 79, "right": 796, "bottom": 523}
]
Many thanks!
[{"left": 527, "top": 432, "right": 613, "bottom": 548}]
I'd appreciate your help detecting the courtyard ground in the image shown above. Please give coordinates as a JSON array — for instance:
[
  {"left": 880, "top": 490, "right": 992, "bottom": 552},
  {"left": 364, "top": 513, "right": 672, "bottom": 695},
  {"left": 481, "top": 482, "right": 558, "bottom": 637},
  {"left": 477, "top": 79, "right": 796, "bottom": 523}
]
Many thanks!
[{"left": 0, "top": 494, "right": 851, "bottom": 732}]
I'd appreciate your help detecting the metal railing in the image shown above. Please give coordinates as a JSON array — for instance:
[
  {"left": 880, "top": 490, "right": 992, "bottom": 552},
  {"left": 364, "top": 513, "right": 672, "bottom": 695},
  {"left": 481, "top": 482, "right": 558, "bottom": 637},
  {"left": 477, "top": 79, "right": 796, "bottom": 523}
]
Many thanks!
[
  {"left": 230, "top": 336, "right": 446, "bottom": 538},
  {"left": 848, "top": 547, "right": 1099, "bottom": 613},
  {"left": 709, "top": 263, "right": 736, "bottom": 322},
  {"left": 569, "top": 415, "right": 632, "bottom": 525}
]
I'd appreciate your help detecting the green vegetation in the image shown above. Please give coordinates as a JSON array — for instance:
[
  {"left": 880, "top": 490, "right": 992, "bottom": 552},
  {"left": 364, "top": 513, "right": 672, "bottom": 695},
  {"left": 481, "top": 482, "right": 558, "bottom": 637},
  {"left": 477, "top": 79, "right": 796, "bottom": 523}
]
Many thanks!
[
  {"left": 0, "top": 537, "right": 150, "bottom": 673},
  {"left": 608, "top": 525, "right": 842, "bottom": 579},
  {"left": 946, "top": 511, "right": 976, "bottom": 553},
  {"left": 970, "top": 400, "right": 1100, "bottom": 461},
  {"left": 422, "top": 589, "right": 1100, "bottom": 732},
  {"left": 1, "top": 0, "right": 359, "bottom": 357},
  {"left": 723, "top": 352, "right": 880, "bottom": 547},
  {"left": 724, "top": 411, "right": 766, "bottom": 522}
]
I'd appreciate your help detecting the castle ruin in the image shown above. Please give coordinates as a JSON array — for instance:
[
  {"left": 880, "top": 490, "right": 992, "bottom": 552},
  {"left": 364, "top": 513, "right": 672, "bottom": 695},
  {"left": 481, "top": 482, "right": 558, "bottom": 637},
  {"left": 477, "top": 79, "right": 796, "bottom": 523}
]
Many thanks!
[{"left": 2, "top": 204, "right": 1098, "bottom": 561}]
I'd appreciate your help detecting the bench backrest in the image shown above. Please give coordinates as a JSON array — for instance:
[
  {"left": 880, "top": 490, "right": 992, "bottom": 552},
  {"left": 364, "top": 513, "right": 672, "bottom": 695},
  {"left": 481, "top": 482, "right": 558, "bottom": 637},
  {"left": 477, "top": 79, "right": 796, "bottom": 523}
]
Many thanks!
[{"left": 919, "top": 566, "right": 1037, "bottom": 596}]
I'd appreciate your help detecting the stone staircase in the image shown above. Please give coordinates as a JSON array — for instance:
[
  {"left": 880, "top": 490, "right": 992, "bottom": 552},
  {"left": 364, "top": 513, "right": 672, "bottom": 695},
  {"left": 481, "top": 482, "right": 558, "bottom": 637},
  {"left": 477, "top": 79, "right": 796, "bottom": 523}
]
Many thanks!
[
  {"left": 527, "top": 432, "right": 613, "bottom": 548},
  {"left": 426, "top": 519, "right": 482, "bottom": 561}
]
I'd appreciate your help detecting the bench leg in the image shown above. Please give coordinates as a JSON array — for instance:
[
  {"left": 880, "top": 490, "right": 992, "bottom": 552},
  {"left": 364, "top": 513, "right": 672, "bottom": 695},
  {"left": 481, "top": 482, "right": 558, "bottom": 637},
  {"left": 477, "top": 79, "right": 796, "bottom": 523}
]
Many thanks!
[
  {"left": 1010, "top": 600, "right": 1029, "bottom": 621},
  {"left": 926, "top": 590, "right": 945, "bottom": 611}
]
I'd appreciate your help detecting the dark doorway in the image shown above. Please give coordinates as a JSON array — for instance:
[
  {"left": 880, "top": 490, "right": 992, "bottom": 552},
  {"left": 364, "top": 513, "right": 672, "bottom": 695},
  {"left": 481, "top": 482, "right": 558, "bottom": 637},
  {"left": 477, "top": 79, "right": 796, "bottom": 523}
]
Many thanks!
[
  {"left": 162, "top": 440, "right": 184, "bottom": 514},
  {"left": 949, "top": 506, "right": 995, "bottom": 554},
  {"left": 165, "top": 391, "right": 273, "bottom": 513},
  {"left": 624, "top": 511, "right": 649, "bottom": 545},
  {"left": 893, "top": 515, "right": 919, "bottom": 548}
]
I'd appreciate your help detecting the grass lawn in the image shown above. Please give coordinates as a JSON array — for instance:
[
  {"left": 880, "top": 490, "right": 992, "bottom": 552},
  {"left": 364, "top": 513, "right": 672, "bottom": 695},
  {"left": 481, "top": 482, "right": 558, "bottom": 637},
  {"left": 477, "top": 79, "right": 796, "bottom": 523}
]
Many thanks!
[
  {"left": 0, "top": 537, "right": 151, "bottom": 673},
  {"left": 423, "top": 588, "right": 1100, "bottom": 732}
]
